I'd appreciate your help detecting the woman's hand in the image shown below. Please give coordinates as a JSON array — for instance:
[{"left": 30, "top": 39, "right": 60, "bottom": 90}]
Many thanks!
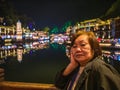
[
  {"left": 69, "top": 48, "right": 79, "bottom": 69},
  {"left": 62, "top": 48, "right": 79, "bottom": 76}
]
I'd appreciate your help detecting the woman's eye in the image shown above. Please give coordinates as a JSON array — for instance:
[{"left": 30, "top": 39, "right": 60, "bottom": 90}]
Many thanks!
[
  {"left": 72, "top": 45, "right": 77, "bottom": 48},
  {"left": 80, "top": 44, "right": 86, "bottom": 46},
  {"left": 72, "top": 43, "right": 87, "bottom": 48}
]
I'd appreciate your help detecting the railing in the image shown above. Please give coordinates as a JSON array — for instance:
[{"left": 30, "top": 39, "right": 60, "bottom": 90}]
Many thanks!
[
  {"left": 0, "top": 68, "right": 58, "bottom": 90},
  {"left": 0, "top": 81, "right": 57, "bottom": 90}
]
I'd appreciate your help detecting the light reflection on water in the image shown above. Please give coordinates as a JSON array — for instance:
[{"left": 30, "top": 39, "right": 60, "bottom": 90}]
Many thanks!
[
  {"left": 0, "top": 40, "right": 120, "bottom": 83},
  {"left": 0, "top": 41, "right": 69, "bottom": 84}
]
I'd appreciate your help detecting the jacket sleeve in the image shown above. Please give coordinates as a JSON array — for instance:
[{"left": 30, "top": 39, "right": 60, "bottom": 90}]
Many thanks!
[
  {"left": 97, "top": 63, "right": 120, "bottom": 90},
  {"left": 54, "top": 69, "right": 71, "bottom": 89}
]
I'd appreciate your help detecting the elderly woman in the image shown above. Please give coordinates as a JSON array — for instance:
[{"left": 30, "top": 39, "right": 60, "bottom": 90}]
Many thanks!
[{"left": 54, "top": 31, "right": 120, "bottom": 90}]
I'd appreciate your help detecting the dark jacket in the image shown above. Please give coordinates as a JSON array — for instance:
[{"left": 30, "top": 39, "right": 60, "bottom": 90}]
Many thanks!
[{"left": 54, "top": 56, "right": 120, "bottom": 90}]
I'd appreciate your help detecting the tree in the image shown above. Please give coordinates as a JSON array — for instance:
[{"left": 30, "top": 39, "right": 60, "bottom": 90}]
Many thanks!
[{"left": 43, "top": 26, "right": 50, "bottom": 32}]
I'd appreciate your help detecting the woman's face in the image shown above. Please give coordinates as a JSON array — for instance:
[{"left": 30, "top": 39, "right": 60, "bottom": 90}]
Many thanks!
[{"left": 71, "top": 34, "right": 94, "bottom": 66}]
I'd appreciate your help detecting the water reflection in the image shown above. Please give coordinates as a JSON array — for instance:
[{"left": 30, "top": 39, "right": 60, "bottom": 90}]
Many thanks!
[
  {"left": 0, "top": 40, "right": 120, "bottom": 83},
  {"left": 0, "top": 40, "right": 50, "bottom": 63},
  {"left": 0, "top": 40, "right": 69, "bottom": 83}
]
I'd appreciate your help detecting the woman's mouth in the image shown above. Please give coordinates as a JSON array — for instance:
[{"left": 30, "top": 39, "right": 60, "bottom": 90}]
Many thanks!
[{"left": 75, "top": 53, "right": 84, "bottom": 58}]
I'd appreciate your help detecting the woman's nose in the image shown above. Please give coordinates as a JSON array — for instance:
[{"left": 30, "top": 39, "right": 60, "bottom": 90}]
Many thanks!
[{"left": 76, "top": 47, "right": 82, "bottom": 51}]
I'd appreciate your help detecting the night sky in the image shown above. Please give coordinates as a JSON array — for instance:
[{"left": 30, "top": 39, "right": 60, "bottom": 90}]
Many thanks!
[{"left": 9, "top": 0, "right": 117, "bottom": 29}]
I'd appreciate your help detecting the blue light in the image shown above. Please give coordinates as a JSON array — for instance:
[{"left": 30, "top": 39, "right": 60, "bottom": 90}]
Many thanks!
[
  {"left": 118, "top": 38, "right": 120, "bottom": 44},
  {"left": 117, "top": 55, "right": 120, "bottom": 61}
]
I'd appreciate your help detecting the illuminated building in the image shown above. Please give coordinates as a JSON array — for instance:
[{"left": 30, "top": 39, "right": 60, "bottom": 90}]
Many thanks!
[{"left": 16, "top": 20, "right": 22, "bottom": 41}]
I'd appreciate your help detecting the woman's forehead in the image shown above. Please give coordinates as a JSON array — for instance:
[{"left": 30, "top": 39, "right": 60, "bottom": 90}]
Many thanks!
[{"left": 75, "top": 35, "right": 88, "bottom": 42}]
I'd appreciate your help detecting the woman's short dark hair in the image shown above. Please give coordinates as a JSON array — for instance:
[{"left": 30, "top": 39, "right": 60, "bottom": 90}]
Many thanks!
[{"left": 70, "top": 30, "right": 102, "bottom": 58}]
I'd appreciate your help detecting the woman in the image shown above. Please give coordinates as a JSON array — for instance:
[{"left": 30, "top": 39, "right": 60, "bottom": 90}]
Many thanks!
[{"left": 54, "top": 31, "right": 120, "bottom": 90}]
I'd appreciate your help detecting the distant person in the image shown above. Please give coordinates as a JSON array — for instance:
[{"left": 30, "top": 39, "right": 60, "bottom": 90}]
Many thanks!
[{"left": 54, "top": 30, "right": 120, "bottom": 90}]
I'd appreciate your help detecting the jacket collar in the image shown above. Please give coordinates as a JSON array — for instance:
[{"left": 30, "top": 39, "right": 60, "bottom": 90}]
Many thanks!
[{"left": 75, "top": 56, "right": 102, "bottom": 89}]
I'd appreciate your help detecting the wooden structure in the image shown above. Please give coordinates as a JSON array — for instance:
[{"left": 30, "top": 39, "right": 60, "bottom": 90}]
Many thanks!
[{"left": 0, "top": 68, "right": 57, "bottom": 90}]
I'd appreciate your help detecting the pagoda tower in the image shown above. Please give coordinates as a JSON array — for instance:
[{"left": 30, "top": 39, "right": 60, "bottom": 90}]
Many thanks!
[{"left": 16, "top": 20, "right": 22, "bottom": 41}]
